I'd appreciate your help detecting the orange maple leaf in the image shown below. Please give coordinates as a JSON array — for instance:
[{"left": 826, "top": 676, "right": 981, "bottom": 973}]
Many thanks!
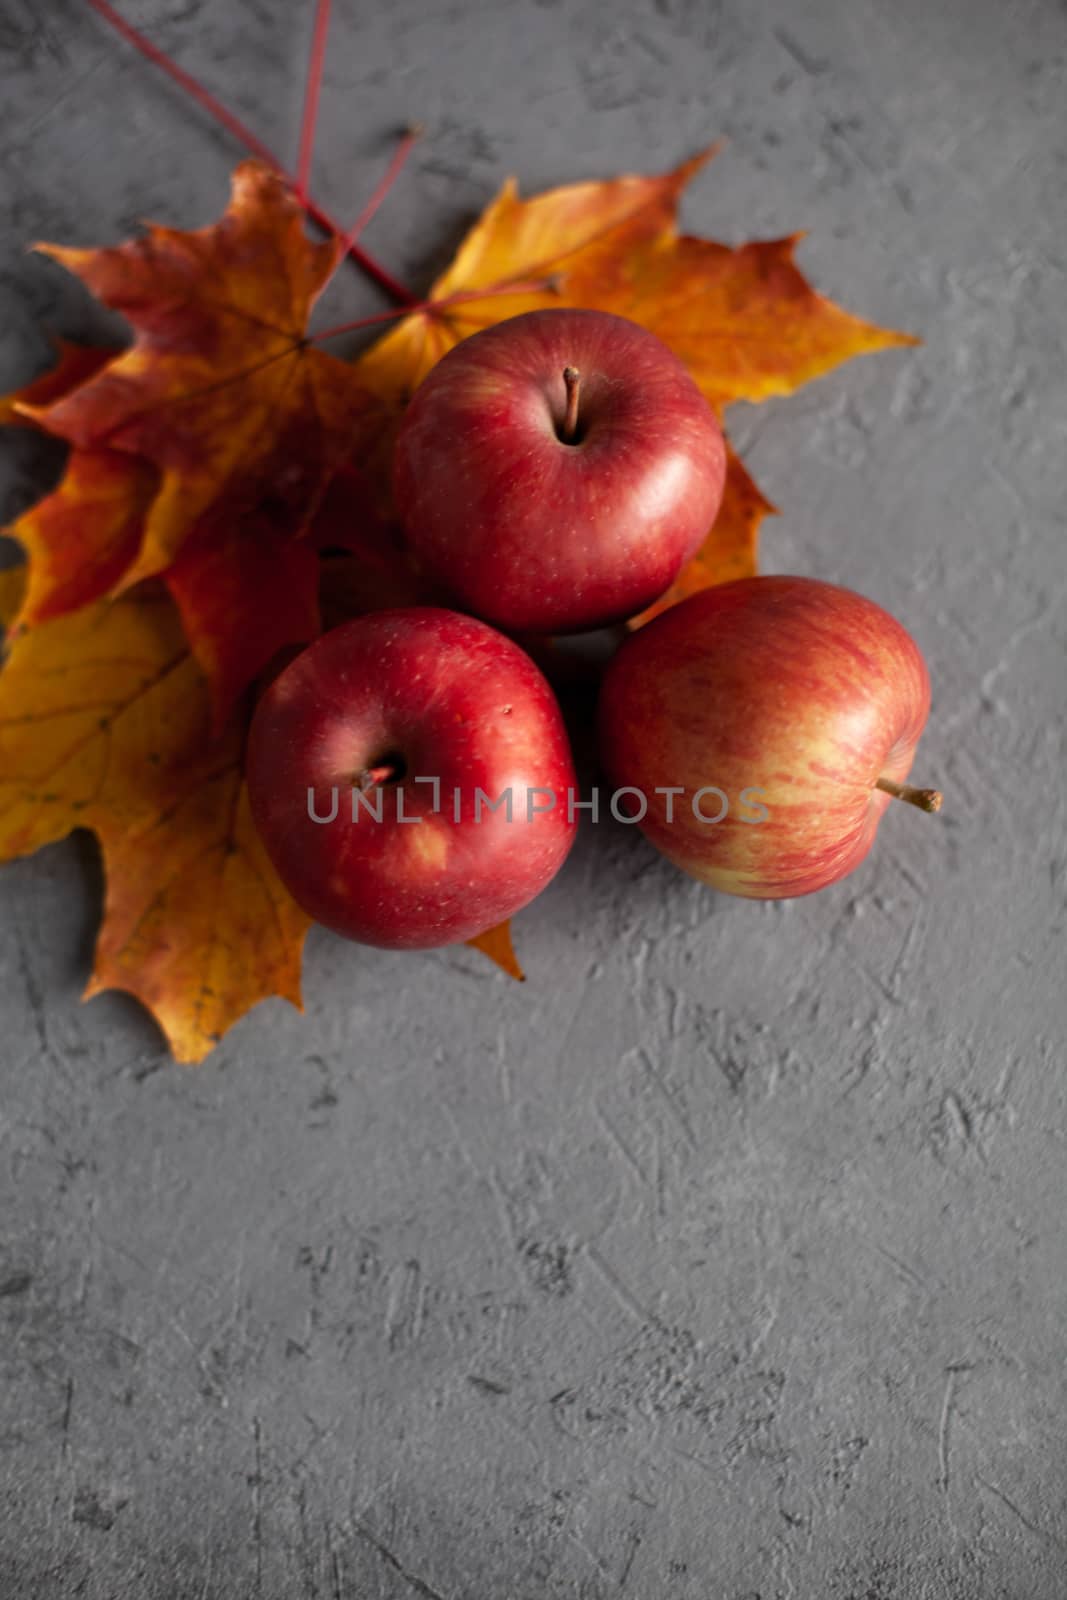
[
  {"left": 356, "top": 149, "right": 713, "bottom": 399},
  {"left": 17, "top": 162, "right": 373, "bottom": 721},
  {"left": 566, "top": 230, "right": 919, "bottom": 412},
  {"left": 8, "top": 448, "right": 157, "bottom": 628},
  {"left": 0, "top": 339, "right": 114, "bottom": 427},
  {"left": 466, "top": 921, "right": 525, "bottom": 983},
  {"left": 0, "top": 344, "right": 160, "bottom": 631},
  {"left": 0, "top": 569, "right": 308, "bottom": 1062}
]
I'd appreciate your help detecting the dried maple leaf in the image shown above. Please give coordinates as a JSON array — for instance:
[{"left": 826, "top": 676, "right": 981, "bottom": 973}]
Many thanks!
[
  {"left": 164, "top": 511, "right": 322, "bottom": 727},
  {"left": 356, "top": 149, "right": 713, "bottom": 400},
  {"left": 19, "top": 162, "right": 373, "bottom": 721},
  {"left": 466, "top": 921, "right": 525, "bottom": 983},
  {"left": 357, "top": 149, "right": 914, "bottom": 411},
  {"left": 0, "top": 570, "right": 308, "bottom": 1061},
  {"left": 0, "top": 568, "right": 25, "bottom": 630},
  {"left": 566, "top": 231, "right": 919, "bottom": 411},
  {"left": 8, "top": 449, "right": 158, "bottom": 629},
  {"left": 0, "top": 343, "right": 158, "bottom": 631},
  {"left": 0, "top": 339, "right": 114, "bottom": 427}
]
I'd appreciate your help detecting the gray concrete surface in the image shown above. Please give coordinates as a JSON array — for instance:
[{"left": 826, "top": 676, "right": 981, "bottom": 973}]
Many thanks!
[{"left": 1, "top": 0, "right": 1065, "bottom": 1595}]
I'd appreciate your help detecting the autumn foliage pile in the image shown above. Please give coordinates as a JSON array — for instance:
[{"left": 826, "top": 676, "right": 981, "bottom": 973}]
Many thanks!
[{"left": 0, "top": 7, "right": 914, "bottom": 1060}]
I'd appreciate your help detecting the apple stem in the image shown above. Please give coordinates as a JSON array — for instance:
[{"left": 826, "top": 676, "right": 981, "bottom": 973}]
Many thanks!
[
  {"left": 562, "top": 366, "right": 581, "bottom": 442},
  {"left": 359, "top": 763, "right": 396, "bottom": 792},
  {"left": 876, "top": 776, "right": 943, "bottom": 813}
]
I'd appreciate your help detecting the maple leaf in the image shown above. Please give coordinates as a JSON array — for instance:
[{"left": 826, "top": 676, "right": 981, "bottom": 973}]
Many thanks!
[
  {"left": 165, "top": 511, "right": 323, "bottom": 728},
  {"left": 565, "top": 231, "right": 919, "bottom": 412},
  {"left": 0, "top": 570, "right": 308, "bottom": 1062},
  {"left": 466, "top": 922, "right": 525, "bottom": 983},
  {"left": 0, "top": 340, "right": 114, "bottom": 427},
  {"left": 357, "top": 149, "right": 913, "bottom": 412},
  {"left": 18, "top": 162, "right": 373, "bottom": 720},
  {"left": 8, "top": 449, "right": 157, "bottom": 629},
  {"left": 356, "top": 149, "right": 713, "bottom": 400},
  {"left": 0, "top": 343, "right": 160, "bottom": 632}
]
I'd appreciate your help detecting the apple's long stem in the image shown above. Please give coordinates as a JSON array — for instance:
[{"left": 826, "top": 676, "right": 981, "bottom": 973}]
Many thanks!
[
  {"left": 562, "top": 366, "right": 581, "bottom": 442},
  {"left": 876, "top": 776, "right": 943, "bottom": 813}
]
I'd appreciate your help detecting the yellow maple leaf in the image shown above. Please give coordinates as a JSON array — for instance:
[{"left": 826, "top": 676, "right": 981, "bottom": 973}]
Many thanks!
[
  {"left": 357, "top": 149, "right": 713, "bottom": 398},
  {"left": 0, "top": 573, "right": 307, "bottom": 1061}
]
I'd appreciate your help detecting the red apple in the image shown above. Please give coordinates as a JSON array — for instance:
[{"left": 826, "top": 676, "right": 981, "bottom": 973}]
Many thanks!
[
  {"left": 247, "top": 608, "right": 577, "bottom": 948},
  {"left": 598, "top": 576, "right": 941, "bottom": 898},
  {"left": 393, "top": 308, "right": 726, "bottom": 633}
]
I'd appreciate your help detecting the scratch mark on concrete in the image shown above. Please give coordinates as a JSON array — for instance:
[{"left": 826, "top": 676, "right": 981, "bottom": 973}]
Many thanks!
[
  {"left": 566, "top": 1526, "right": 611, "bottom": 1579},
  {"left": 352, "top": 1520, "right": 449, "bottom": 1600},
  {"left": 584, "top": 1244, "right": 652, "bottom": 1325},
  {"left": 467, "top": 1373, "right": 511, "bottom": 1396},
  {"left": 619, "top": 1528, "right": 641, "bottom": 1588},
  {"left": 669, "top": 1444, "right": 717, "bottom": 1477},
  {"left": 937, "top": 1363, "right": 971, "bottom": 1493},
  {"left": 978, "top": 1475, "right": 1067, "bottom": 1551},
  {"left": 593, "top": 1097, "right": 650, "bottom": 1185},
  {"left": 168, "top": 1312, "right": 226, "bottom": 1404},
  {"left": 325, "top": 1523, "right": 343, "bottom": 1600},
  {"left": 943, "top": 1092, "right": 972, "bottom": 1147},
  {"left": 772, "top": 24, "right": 827, "bottom": 75},
  {"left": 638, "top": 1048, "right": 697, "bottom": 1148},
  {"left": 13, "top": 923, "right": 50, "bottom": 1060},
  {"left": 875, "top": 1243, "right": 927, "bottom": 1290},
  {"left": 197, "top": 1549, "right": 213, "bottom": 1600},
  {"left": 26, "top": 59, "right": 107, "bottom": 137},
  {"left": 385, "top": 1259, "right": 424, "bottom": 1350},
  {"left": 76, "top": 1194, "right": 97, "bottom": 1310},
  {"left": 250, "top": 1416, "right": 263, "bottom": 1598}
]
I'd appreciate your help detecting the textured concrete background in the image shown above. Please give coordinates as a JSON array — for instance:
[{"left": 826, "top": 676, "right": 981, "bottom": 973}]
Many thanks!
[{"left": 1, "top": 0, "right": 1065, "bottom": 1595}]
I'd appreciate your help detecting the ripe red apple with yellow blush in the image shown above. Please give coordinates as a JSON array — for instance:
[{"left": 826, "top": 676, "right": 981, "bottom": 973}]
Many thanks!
[
  {"left": 598, "top": 576, "right": 941, "bottom": 898},
  {"left": 247, "top": 608, "right": 577, "bottom": 948},
  {"left": 393, "top": 308, "right": 726, "bottom": 633}
]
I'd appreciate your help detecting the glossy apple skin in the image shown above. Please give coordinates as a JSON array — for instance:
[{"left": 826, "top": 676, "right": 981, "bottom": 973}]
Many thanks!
[
  {"left": 247, "top": 608, "right": 577, "bottom": 948},
  {"left": 598, "top": 576, "right": 933, "bottom": 898},
  {"left": 393, "top": 309, "right": 726, "bottom": 633}
]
